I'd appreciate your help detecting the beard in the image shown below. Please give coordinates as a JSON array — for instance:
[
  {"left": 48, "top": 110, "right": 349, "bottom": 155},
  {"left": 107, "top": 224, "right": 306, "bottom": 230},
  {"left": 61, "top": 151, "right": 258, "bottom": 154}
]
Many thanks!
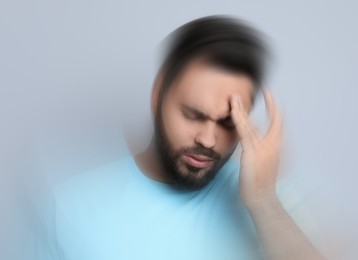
[{"left": 154, "top": 110, "right": 234, "bottom": 191}]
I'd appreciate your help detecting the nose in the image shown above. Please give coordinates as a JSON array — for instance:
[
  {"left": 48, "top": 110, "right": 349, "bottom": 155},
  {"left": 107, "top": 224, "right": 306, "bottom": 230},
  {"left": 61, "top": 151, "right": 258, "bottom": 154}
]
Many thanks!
[{"left": 194, "top": 122, "right": 217, "bottom": 149}]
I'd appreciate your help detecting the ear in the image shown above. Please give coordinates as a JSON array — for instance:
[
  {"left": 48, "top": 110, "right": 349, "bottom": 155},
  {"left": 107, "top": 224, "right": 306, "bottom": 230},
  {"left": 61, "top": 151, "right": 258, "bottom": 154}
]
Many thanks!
[{"left": 151, "top": 72, "right": 164, "bottom": 119}]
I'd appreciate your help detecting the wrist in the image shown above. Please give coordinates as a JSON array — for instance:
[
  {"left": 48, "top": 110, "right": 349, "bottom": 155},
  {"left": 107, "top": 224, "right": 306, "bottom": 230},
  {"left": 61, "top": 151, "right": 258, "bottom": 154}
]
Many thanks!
[{"left": 242, "top": 189, "right": 281, "bottom": 215}]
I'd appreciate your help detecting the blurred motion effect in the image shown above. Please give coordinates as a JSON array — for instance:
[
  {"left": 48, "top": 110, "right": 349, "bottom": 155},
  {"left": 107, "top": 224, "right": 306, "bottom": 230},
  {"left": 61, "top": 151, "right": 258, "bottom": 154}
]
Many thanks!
[{"left": 1, "top": 1, "right": 358, "bottom": 259}]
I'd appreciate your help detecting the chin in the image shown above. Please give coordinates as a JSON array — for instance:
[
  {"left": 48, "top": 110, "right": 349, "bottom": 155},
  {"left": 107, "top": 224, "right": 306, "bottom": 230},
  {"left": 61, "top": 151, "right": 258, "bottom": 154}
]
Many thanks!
[{"left": 171, "top": 162, "right": 218, "bottom": 190}]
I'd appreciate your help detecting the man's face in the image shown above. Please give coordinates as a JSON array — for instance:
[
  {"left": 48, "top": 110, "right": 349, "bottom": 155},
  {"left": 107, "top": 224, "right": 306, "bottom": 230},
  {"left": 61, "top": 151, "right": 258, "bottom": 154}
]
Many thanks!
[{"left": 154, "top": 59, "right": 255, "bottom": 190}]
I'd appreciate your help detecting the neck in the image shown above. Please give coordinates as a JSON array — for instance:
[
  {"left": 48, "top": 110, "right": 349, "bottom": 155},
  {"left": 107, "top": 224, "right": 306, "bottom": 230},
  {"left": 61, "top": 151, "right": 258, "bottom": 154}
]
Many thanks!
[{"left": 134, "top": 138, "right": 173, "bottom": 184}]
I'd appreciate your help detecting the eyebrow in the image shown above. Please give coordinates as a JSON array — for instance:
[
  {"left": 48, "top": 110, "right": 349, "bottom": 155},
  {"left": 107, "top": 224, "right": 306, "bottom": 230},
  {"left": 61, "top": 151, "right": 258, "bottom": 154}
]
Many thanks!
[{"left": 180, "top": 104, "right": 232, "bottom": 122}]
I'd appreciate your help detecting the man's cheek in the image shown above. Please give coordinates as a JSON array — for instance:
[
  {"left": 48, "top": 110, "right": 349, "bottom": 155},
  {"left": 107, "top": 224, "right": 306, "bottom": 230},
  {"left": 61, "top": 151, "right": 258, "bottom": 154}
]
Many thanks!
[{"left": 169, "top": 117, "right": 191, "bottom": 142}]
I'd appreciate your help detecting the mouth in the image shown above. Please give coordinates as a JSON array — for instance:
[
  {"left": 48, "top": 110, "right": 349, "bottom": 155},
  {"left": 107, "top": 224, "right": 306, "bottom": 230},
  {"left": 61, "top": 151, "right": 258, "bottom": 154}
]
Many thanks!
[{"left": 182, "top": 154, "right": 214, "bottom": 169}]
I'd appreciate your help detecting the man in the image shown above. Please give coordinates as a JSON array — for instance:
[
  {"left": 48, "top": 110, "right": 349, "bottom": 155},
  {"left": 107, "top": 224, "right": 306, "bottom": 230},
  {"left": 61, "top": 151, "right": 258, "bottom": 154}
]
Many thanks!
[{"left": 40, "top": 16, "right": 323, "bottom": 260}]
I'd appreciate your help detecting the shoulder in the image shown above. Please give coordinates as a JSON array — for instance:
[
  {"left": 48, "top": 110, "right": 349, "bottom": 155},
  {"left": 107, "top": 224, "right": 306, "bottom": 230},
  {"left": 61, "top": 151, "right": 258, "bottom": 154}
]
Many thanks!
[{"left": 52, "top": 156, "right": 136, "bottom": 210}]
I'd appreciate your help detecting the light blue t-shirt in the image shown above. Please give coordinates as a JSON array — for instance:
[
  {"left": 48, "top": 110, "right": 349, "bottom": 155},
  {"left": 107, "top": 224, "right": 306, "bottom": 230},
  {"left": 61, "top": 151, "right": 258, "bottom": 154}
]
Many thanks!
[{"left": 38, "top": 156, "right": 261, "bottom": 260}]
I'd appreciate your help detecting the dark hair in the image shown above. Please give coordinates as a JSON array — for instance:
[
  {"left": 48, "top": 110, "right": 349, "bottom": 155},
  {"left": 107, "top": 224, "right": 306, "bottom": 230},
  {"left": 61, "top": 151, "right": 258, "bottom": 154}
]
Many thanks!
[{"left": 158, "top": 15, "right": 270, "bottom": 103}]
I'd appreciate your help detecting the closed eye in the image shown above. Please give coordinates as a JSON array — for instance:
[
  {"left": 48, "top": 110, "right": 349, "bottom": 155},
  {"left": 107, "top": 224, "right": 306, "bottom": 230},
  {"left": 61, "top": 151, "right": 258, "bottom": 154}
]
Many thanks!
[
  {"left": 180, "top": 104, "right": 234, "bottom": 129},
  {"left": 181, "top": 105, "right": 207, "bottom": 121},
  {"left": 183, "top": 111, "right": 205, "bottom": 121},
  {"left": 218, "top": 117, "right": 236, "bottom": 130}
]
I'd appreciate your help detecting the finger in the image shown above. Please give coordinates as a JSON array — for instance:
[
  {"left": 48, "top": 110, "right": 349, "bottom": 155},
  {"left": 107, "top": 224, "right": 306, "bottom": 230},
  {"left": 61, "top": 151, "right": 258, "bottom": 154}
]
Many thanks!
[
  {"left": 263, "top": 88, "right": 283, "bottom": 139},
  {"left": 250, "top": 123, "right": 263, "bottom": 140},
  {"left": 230, "top": 95, "right": 259, "bottom": 148},
  {"left": 235, "top": 95, "right": 262, "bottom": 140}
]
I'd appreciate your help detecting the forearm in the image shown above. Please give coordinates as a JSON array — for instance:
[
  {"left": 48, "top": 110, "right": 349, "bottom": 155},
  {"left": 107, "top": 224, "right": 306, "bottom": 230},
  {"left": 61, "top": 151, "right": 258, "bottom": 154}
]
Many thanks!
[{"left": 246, "top": 193, "right": 324, "bottom": 260}]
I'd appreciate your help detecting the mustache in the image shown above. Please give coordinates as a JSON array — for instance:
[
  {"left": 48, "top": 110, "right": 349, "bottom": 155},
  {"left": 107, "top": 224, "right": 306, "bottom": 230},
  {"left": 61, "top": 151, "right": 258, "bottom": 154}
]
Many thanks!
[{"left": 180, "top": 146, "right": 221, "bottom": 161}]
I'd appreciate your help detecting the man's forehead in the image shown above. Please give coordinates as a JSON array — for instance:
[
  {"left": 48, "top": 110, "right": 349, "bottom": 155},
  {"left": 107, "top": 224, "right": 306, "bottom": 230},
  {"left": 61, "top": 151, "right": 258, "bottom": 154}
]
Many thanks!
[{"left": 170, "top": 60, "right": 254, "bottom": 113}]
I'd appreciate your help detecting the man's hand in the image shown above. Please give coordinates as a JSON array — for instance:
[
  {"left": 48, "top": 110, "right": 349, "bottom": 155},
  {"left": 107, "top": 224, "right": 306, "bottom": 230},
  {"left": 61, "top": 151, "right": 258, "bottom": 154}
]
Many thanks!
[
  {"left": 230, "top": 89, "right": 283, "bottom": 211},
  {"left": 230, "top": 89, "right": 324, "bottom": 259}
]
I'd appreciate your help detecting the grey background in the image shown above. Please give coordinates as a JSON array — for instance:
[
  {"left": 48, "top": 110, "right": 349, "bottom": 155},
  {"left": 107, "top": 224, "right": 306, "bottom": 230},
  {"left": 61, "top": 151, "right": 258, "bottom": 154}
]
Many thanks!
[{"left": 1, "top": 0, "right": 357, "bottom": 259}]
